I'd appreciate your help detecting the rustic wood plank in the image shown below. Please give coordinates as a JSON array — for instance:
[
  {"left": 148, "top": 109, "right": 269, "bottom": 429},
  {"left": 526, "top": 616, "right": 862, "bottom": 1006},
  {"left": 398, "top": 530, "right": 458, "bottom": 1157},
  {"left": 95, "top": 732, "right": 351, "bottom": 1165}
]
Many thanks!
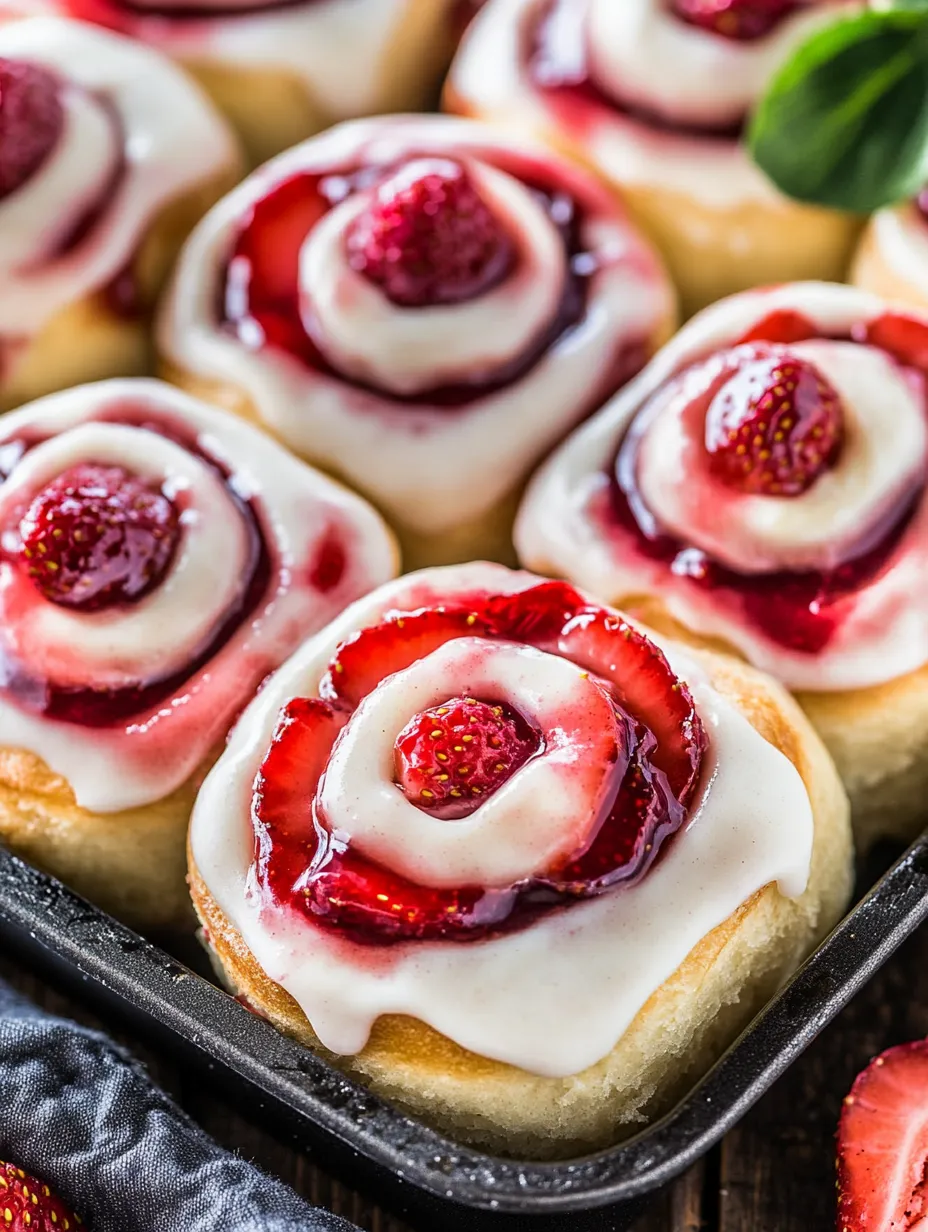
[
  {"left": 630, "top": 1158, "right": 707, "bottom": 1231},
  {"left": 718, "top": 925, "right": 928, "bottom": 1232},
  {"left": 3, "top": 920, "right": 927, "bottom": 1232}
]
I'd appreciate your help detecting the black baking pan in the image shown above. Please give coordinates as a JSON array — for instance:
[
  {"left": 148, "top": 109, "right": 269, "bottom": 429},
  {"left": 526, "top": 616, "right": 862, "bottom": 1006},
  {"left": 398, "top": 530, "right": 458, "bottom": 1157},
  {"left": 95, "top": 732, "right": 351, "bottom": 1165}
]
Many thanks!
[{"left": 0, "top": 831, "right": 926, "bottom": 1232}]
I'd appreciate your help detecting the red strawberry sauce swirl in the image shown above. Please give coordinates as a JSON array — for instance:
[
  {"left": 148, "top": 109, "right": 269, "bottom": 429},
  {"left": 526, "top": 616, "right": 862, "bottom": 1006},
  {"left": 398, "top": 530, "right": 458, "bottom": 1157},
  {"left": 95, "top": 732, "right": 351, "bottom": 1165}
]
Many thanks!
[
  {"left": 53, "top": 0, "right": 311, "bottom": 25},
  {"left": 0, "top": 409, "right": 272, "bottom": 727},
  {"left": 251, "top": 581, "right": 706, "bottom": 945},
  {"left": 607, "top": 311, "right": 928, "bottom": 656},
  {"left": 219, "top": 161, "right": 592, "bottom": 406},
  {"left": 529, "top": 0, "right": 743, "bottom": 139}
]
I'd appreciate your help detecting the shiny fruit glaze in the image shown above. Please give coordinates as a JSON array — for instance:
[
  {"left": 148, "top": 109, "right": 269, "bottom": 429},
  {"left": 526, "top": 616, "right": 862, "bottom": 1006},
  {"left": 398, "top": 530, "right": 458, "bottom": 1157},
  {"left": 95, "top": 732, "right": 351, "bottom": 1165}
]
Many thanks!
[
  {"left": 394, "top": 696, "right": 539, "bottom": 818},
  {"left": 0, "top": 411, "right": 273, "bottom": 727},
  {"left": 18, "top": 463, "right": 179, "bottom": 611},
  {"left": 529, "top": 0, "right": 744, "bottom": 139},
  {"left": 345, "top": 159, "right": 514, "bottom": 308},
  {"left": 220, "top": 161, "right": 590, "bottom": 406},
  {"left": 672, "top": 0, "right": 806, "bottom": 41},
  {"left": 251, "top": 581, "right": 706, "bottom": 945},
  {"left": 0, "top": 59, "right": 64, "bottom": 201},
  {"left": 703, "top": 346, "right": 843, "bottom": 496},
  {"left": 610, "top": 311, "right": 928, "bottom": 655}
]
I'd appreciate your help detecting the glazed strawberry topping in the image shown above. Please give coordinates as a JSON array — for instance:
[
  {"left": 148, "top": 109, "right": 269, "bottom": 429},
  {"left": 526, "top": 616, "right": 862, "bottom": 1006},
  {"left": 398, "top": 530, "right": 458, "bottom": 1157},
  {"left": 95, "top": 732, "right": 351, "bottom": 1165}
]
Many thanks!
[
  {"left": 394, "top": 696, "right": 539, "bottom": 818},
  {"left": 837, "top": 1039, "right": 928, "bottom": 1232},
  {"left": 345, "top": 159, "right": 514, "bottom": 307},
  {"left": 0, "top": 1161, "right": 82, "bottom": 1231},
  {"left": 222, "top": 161, "right": 599, "bottom": 404},
  {"left": 672, "top": 0, "right": 804, "bottom": 41},
  {"left": 18, "top": 463, "right": 180, "bottom": 611},
  {"left": 704, "top": 347, "right": 844, "bottom": 496},
  {"left": 610, "top": 313, "right": 928, "bottom": 656},
  {"left": 252, "top": 582, "right": 707, "bottom": 944},
  {"left": 0, "top": 59, "right": 64, "bottom": 201}
]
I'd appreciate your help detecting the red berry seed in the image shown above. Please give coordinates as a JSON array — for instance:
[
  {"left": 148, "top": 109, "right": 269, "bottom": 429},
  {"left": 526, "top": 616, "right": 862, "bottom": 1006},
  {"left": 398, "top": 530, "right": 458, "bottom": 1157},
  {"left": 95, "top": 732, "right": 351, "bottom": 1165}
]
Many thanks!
[
  {"left": 18, "top": 463, "right": 180, "bottom": 611},
  {"left": 704, "top": 347, "right": 843, "bottom": 496},
  {"left": 252, "top": 582, "right": 707, "bottom": 944},
  {"left": 394, "top": 696, "right": 538, "bottom": 819},
  {"left": 345, "top": 158, "right": 514, "bottom": 307},
  {"left": 0, "top": 59, "right": 64, "bottom": 201}
]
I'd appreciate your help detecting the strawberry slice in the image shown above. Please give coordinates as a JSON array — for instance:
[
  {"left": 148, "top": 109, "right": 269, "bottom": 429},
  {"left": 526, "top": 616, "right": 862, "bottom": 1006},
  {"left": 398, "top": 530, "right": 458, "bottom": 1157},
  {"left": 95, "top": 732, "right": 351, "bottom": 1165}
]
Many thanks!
[
  {"left": 703, "top": 346, "right": 844, "bottom": 498},
  {"left": 252, "top": 697, "right": 345, "bottom": 894},
  {"left": 394, "top": 696, "right": 539, "bottom": 818},
  {"left": 252, "top": 584, "right": 708, "bottom": 944},
  {"left": 837, "top": 1040, "right": 928, "bottom": 1232},
  {"left": 860, "top": 312, "right": 928, "bottom": 375},
  {"left": 319, "top": 607, "right": 487, "bottom": 707},
  {"left": 547, "top": 605, "right": 705, "bottom": 801}
]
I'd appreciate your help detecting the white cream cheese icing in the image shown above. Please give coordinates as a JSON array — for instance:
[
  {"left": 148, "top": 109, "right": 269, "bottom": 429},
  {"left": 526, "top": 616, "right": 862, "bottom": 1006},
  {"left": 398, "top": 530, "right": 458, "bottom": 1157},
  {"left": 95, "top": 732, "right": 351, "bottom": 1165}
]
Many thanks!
[
  {"left": 634, "top": 338, "right": 927, "bottom": 575},
  {"left": 159, "top": 114, "right": 673, "bottom": 535},
  {"left": 25, "top": 0, "right": 458, "bottom": 117},
  {"left": 303, "top": 158, "right": 569, "bottom": 397},
  {"left": 449, "top": 0, "right": 862, "bottom": 210},
  {"left": 320, "top": 636, "right": 622, "bottom": 888},
  {"left": 0, "top": 378, "right": 397, "bottom": 813},
  {"left": 587, "top": 0, "right": 848, "bottom": 129},
  {"left": 516, "top": 282, "right": 928, "bottom": 693},
  {"left": 190, "top": 561, "right": 814, "bottom": 1079},
  {"left": 0, "top": 18, "right": 239, "bottom": 340}
]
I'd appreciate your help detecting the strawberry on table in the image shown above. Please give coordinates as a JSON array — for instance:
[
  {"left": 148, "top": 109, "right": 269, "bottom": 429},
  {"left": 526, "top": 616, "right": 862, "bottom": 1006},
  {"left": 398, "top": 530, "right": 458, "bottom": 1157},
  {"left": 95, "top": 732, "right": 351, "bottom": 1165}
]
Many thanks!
[
  {"left": 837, "top": 1040, "right": 928, "bottom": 1231},
  {"left": 0, "top": 1161, "right": 82, "bottom": 1231}
]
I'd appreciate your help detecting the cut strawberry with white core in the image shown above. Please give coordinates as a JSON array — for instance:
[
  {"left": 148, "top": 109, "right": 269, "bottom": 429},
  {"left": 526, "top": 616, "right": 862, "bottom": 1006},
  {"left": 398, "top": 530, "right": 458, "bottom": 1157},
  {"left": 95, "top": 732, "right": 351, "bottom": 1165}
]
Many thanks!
[{"left": 837, "top": 1039, "right": 928, "bottom": 1232}]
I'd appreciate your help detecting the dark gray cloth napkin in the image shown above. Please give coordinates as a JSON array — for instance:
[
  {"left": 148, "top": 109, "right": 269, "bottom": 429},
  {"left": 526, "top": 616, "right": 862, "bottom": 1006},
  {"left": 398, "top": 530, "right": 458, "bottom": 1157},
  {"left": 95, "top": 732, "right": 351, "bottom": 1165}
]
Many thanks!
[{"left": 0, "top": 979, "right": 358, "bottom": 1231}]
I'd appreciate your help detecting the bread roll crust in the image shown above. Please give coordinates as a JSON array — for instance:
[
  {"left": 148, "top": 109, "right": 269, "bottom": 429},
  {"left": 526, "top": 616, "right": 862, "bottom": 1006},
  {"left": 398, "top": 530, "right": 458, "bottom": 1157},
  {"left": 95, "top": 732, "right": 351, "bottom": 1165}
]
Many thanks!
[
  {"left": 0, "top": 746, "right": 217, "bottom": 930},
  {"left": 189, "top": 640, "right": 851, "bottom": 1159},
  {"left": 2, "top": 168, "right": 241, "bottom": 413},
  {"left": 616, "top": 594, "right": 928, "bottom": 850}
]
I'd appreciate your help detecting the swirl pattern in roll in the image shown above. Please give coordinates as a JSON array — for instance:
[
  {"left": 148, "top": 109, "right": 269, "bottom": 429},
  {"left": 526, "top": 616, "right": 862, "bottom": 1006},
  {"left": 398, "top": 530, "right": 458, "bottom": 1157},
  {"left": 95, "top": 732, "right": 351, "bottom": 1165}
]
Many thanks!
[
  {"left": 446, "top": 0, "right": 863, "bottom": 313},
  {"left": 190, "top": 562, "right": 817, "bottom": 1083},
  {"left": 516, "top": 282, "right": 928, "bottom": 696},
  {"left": 158, "top": 114, "right": 675, "bottom": 565},
  {"left": 0, "top": 17, "right": 241, "bottom": 409},
  {"left": 28, "top": 0, "right": 466, "bottom": 161},
  {"left": 0, "top": 378, "right": 397, "bottom": 815}
]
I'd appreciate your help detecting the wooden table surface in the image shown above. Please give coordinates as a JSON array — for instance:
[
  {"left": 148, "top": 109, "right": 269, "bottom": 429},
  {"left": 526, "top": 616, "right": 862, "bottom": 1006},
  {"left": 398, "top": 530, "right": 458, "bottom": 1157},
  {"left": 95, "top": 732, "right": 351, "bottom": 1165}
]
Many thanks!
[{"left": 1, "top": 921, "right": 925, "bottom": 1232}]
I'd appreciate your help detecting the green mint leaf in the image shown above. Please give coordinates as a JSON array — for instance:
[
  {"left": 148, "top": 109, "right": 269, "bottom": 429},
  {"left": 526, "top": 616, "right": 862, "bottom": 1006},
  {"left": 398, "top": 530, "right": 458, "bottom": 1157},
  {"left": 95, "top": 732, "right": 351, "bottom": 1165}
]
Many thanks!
[{"left": 749, "top": 8, "right": 928, "bottom": 213}]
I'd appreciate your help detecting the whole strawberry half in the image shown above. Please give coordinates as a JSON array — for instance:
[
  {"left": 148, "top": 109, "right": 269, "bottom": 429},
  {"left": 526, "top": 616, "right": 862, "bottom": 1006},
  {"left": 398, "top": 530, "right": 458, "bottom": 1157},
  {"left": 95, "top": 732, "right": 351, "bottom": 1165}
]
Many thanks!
[
  {"left": 0, "top": 1161, "right": 82, "bottom": 1230},
  {"left": 837, "top": 1039, "right": 928, "bottom": 1231}
]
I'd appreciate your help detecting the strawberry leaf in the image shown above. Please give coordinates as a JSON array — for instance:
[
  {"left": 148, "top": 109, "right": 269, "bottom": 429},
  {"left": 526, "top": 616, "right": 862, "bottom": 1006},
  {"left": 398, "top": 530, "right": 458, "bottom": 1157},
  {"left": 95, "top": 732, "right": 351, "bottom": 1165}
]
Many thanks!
[{"left": 749, "top": 7, "right": 928, "bottom": 212}]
